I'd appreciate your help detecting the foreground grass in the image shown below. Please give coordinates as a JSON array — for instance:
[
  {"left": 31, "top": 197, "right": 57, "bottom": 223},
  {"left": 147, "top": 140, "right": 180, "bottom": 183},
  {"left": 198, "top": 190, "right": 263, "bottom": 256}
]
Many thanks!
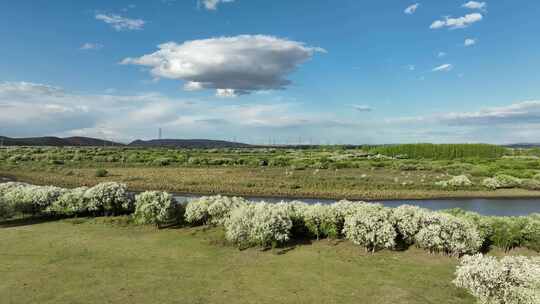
[
  {"left": 3, "top": 166, "right": 540, "bottom": 200},
  {"left": 0, "top": 218, "right": 479, "bottom": 304}
]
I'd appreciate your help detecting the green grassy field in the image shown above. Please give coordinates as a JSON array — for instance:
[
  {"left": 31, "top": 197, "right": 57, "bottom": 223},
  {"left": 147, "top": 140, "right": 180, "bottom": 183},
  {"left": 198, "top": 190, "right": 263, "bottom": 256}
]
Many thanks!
[
  {"left": 0, "top": 217, "right": 485, "bottom": 304},
  {"left": 3, "top": 145, "right": 540, "bottom": 199},
  {"left": 3, "top": 166, "right": 540, "bottom": 200}
]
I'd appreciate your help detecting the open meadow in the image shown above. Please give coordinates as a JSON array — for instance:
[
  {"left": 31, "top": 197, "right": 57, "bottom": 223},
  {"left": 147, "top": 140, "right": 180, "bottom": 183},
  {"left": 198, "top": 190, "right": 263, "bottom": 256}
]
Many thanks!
[
  {"left": 0, "top": 217, "right": 484, "bottom": 304},
  {"left": 2, "top": 144, "right": 540, "bottom": 200}
]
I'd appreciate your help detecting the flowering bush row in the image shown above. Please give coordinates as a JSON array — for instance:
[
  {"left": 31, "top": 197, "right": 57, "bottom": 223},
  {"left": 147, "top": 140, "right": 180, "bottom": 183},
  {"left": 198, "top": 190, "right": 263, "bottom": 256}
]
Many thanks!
[
  {"left": 184, "top": 195, "right": 248, "bottom": 226},
  {"left": 454, "top": 254, "right": 540, "bottom": 304},
  {"left": 482, "top": 174, "right": 523, "bottom": 190},
  {"left": 0, "top": 182, "right": 134, "bottom": 217},
  {"left": 435, "top": 175, "right": 473, "bottom": 188},
  {"left": 185, "top": 196, "right": 486, "bottom": 255},
  {"left": 225, "top": 203, "right": 292, "bottom": 248},
  {"left": 133, "top": 191, "right": 182, "bottom": 226}
]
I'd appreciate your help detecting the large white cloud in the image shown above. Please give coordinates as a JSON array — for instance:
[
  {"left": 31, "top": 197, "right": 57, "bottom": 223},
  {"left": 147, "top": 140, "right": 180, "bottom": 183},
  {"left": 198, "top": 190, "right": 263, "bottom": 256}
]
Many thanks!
[
  {"left": 95, "top": 14, "right": 145, "bottom": 31},
  {"left": 121, "top": 35, "right": 325, "bottom": 96},
  {"left": 430, "top": 13, "right": 482, "bottom": 29}
]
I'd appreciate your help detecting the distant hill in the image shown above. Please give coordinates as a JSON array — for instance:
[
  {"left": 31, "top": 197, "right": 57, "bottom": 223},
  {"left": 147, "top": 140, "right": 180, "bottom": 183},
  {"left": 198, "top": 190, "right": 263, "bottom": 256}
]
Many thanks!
[
  {"left": 128, "top": 139, "right": 252, "bottom": 148},
  {"left": 0, "top": 136, "right": 123, "bottom": 147}
]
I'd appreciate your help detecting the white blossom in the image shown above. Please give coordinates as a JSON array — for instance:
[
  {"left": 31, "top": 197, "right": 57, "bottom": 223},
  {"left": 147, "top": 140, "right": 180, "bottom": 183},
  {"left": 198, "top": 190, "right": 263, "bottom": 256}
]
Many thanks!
[
  {"left": 133, "top": 191, "right": 177, "bottom": 225},
  {"left": 454, "top": 254, "right": 540, "bottom": 304}
]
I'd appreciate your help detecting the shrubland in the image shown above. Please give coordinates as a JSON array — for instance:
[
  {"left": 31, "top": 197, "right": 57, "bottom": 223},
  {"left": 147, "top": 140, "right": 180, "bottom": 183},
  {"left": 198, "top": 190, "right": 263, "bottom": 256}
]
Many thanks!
[{"left": 454, "top": 254, "right": 540, "bottom": 304}]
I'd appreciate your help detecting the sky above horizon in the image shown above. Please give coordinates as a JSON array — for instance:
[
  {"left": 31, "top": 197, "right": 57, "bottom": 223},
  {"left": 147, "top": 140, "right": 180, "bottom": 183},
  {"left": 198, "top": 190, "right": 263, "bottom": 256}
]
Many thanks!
[{"left": 1, "top": 0, "right": 540, "bottom": 144}]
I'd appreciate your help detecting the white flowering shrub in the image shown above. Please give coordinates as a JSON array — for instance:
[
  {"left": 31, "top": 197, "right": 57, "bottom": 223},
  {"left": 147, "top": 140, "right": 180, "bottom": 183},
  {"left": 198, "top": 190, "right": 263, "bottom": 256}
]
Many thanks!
[
  {"left": 84, "top": 182, "right": 132, "bottom": 214},
  {"left": 224, "top": 203, "right": 292, "bottom": 248},
  {"left": 443, "top": 209, "right": 494, "bottom": 248},
  {"left": 133, "top": 191, "right": 177, "bottom": 225},
  {"left": 2, "top": 184, "right": 65, "bottom": 215},
  {"left": 483, "top": 174, "right": 522, "bottom": 190},
  {"left": 331, "top": 200, "right": 366, "bottom": 236},
  {"left": 0, "top": 196, "right": 14, "bottom": 219},
  {"left": 415, "top": 212, "right": 483, "bottom": 256},
  {"left": 0, "top": 182, "right": 28, "bottom": 197},
  {"left": 30, "top": 185, "right": 66, "bottom": 209},
  {"left": 250, "top": 203, "right": 293, "bottom": 247},
  {"left": 436, "top": 175, "right": 473, "bottom": 188},
  {"left": 184, "top": 196, "right": 211, "bottom": 225},
  {"left": 392, "top": 205, "right": 428, "bottom": 245},
  {"left": 454, "top": 254, "right": 540, "bottom": 304},
  {"left": 47, "top": 187, "right": 89, "bottom": 215},
  {"left": 275, "top": 201, "right": 310, "bottom": 238},
  {"left": 207, "top": 196, "right": 248, "bottom": 225},
  {"left": 482, "top": 177, "right": 500, "bottom": 190},
  {"left": 301, "top": 204, "right": 339, "bottom": 239},
  {"left": 225, "top": 204, "right": 255, "bottom": 246},
  {"left": 2, "top": 183, "right": 32, "bottom": 214},
  {"left": 343, "top": 204, "right": 397, "bottom": 252},
  {"left": 185, "top": 195, "right": 248, "bottom": 226}
]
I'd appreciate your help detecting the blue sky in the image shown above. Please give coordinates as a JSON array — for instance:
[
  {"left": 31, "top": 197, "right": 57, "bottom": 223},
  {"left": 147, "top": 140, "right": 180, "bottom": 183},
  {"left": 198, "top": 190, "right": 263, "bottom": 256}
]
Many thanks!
[{"left": 1, "top": 1, "right": 540, "bottom": 144}]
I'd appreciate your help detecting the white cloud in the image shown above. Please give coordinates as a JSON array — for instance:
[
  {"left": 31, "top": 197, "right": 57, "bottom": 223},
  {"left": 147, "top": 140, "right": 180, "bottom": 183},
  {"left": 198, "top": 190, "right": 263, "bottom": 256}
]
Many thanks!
[
  {"left": 407, "top": 64, "right": 416, "bottom": 71},
  {"left": 95, "top": 14, "right": 145, "bottom": 31},
  {"left": 216, "top": 88, "right": 237, "bottom": 98},
  {"left": 0, "top": 81, "right": 340, "bottom": 142},
  {"left": 430, "top": 13, "right": 482, "bottom": 29},
  {"left": 183, "top": 81, "right": 204, "bottom": 91},
  {"left": 80, "top": 43, "right": 103, "bottom": 50},
  {"left": 0, "top": 81, "right": 64, "bottom": 96},
  {"left": 464, "top": 38, "right": 477, "bottom": 47},
  {"left": 462, "top": 1, "right": 487, "bottom": 10},
  {"left": 121, "top": 35, "right": 325, "bottom": 96},
  {"left": 352, "top": 105, "right": 373, "bottom": 112},
  {"left": 404, "top": 3, "right": 420, "bottom": 15},
  {"left": 432, "top": 64, "right": 453, "bottom": 72},
  {"left": 437, "top": 51, "right": 447, "bottom": 58},
  {"left": 200, "top": 0, "right": 235, "bottom": 10},
  {"left": 442, "top": 101, "right": 540, "bottom": 125}
]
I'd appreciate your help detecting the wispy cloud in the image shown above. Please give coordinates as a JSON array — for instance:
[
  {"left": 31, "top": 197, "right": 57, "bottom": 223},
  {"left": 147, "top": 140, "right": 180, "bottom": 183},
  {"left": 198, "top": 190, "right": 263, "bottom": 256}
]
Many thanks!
[
  {"left": 404, "top": 3, "right": 420, "bottom": 15},
  {"left": 437, "top": 51, "right": 447, "bottom": 58},
  {"left": 432, "top": 64, "right": 453, "bottom": 72},
  {"left": 199, "top": 0, "right": 235, "bottom": 10},
  {"left": 442, "top": 101, "right": 540, "bottom": 125},
  {"left": 464, "top": 38, "right": 477, "bottom": 47},
  {"left": 430, "top": 13, "right": 482, "bottom": 29},
  {"left": 80, "top": 43, "right": 103, "bottom": 50},
  {"left": 352, "top": 105, "right": 373, "bottom": 112},
  {"left": 462, "top": 1, "right": 487, "bottom": 11},
  {"left": 95, "top": 14, "right": 145, "bottom": 31}
]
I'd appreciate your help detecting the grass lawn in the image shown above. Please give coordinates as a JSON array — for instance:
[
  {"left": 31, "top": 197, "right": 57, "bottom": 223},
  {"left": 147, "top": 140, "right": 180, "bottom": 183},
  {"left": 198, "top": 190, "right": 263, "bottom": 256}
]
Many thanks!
[{"left": 0, "top": 217, "right": 478, "bottom": 304}]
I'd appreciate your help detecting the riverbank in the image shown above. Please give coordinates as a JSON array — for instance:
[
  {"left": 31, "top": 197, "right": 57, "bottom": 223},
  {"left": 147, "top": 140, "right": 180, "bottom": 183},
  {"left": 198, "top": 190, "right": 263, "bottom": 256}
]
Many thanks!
[{"left": 3, "top": 167, "right": 540, "bottom": 201}]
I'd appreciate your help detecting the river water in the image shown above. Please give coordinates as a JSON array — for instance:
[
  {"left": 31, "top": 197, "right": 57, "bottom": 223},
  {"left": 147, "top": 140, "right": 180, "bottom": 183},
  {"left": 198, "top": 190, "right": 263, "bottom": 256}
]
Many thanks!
[{"left": 173, "top": 194, "right": 540, "bottom": 216}]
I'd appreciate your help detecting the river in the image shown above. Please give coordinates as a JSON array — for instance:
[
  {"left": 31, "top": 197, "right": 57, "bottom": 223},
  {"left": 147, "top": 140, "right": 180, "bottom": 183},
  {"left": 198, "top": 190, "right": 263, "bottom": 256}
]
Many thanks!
[{"left": 173, "top": 195, "right": 540, "bottom": 216}]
